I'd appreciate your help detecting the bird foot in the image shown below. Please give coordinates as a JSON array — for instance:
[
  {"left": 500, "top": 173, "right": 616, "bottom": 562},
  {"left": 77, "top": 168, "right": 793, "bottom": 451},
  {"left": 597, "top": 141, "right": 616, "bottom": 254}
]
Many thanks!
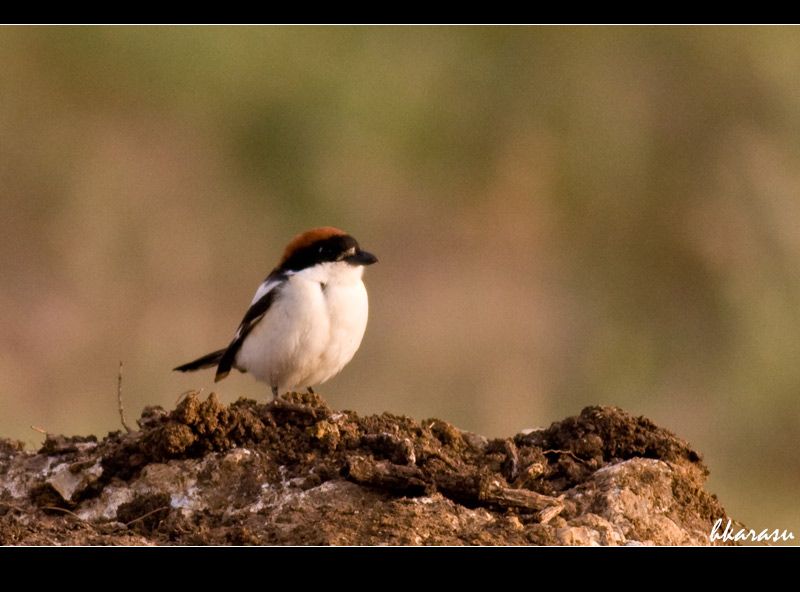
[{"left": 269, "top": 390, "right": 328, "bottom": 418}]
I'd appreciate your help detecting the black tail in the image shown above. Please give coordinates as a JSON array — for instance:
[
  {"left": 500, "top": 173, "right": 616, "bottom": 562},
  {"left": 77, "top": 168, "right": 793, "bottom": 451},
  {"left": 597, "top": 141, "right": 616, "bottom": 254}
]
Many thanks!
[{"left": 173, "top": 348, "right": 226, "bottom": 373}]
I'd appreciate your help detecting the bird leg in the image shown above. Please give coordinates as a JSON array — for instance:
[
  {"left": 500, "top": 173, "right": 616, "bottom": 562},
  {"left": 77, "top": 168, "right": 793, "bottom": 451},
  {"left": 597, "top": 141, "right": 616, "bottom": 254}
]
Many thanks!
[{"left": 269, "top": 385, "right": 328, "bottom": 418}]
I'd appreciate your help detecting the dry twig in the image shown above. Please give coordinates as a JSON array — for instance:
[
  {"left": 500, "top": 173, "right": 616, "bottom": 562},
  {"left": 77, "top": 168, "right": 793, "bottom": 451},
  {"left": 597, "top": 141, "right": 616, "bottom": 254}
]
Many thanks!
[
  {"left": 41, "top": 506, "right": 90, "bottom": 523},
  {"left": 117, "top": 361, "right": 133, "bottom": 434},
  {"left": 124, "top": 505, "right": 170, "bottom": 527}
]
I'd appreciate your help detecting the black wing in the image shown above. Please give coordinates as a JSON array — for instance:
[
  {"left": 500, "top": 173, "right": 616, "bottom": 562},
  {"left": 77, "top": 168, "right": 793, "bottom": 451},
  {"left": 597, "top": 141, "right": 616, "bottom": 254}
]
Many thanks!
[{"left": 215, "top": 273, "right": 285, "bottom": 382}]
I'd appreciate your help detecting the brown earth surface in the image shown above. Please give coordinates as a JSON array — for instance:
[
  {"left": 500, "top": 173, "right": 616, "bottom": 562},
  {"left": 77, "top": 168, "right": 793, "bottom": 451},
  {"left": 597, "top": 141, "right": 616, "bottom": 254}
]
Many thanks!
[{"left": 0, "top": 391, "right": 734, "bottom": 545}]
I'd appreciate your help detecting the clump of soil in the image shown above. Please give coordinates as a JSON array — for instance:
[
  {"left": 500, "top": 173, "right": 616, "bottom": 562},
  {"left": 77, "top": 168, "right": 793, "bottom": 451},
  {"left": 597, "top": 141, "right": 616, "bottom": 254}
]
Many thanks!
[{"left": 0, "top": 392, "right": 734, "bottom": 545}]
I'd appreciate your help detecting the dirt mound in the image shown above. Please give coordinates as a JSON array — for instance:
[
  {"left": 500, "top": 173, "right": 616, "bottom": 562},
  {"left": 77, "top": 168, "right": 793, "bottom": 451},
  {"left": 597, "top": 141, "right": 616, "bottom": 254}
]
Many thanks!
[{"left": 0, "top": 392, "right": 733, "bottom": 545}]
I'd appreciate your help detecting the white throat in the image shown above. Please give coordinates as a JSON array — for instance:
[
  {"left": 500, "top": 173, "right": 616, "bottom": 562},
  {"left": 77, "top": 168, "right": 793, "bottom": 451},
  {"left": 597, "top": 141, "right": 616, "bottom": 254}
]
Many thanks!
[{"left": 297, "top": 260, "right": 365, "bottom": 286}]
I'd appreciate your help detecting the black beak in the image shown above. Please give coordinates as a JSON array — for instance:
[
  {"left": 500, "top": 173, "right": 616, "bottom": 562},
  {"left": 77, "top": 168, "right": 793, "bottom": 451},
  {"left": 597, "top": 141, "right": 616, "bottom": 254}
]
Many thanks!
[{"left": 346, "top": 249, "right": 378, "bottom": 266}]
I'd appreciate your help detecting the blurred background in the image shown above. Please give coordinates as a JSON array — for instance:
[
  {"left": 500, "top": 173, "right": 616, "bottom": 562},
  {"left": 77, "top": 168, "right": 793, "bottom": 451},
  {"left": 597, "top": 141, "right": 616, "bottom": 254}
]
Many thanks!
[{"left": 1, "top": 26, "right": 798, "bottom": 541}]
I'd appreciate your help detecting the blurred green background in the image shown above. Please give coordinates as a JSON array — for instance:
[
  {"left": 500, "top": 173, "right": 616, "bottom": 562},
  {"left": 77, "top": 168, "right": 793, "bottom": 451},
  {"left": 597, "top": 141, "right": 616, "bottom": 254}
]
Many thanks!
[{"left": 1, "top": 26, "right": 798, "bottom": 542}]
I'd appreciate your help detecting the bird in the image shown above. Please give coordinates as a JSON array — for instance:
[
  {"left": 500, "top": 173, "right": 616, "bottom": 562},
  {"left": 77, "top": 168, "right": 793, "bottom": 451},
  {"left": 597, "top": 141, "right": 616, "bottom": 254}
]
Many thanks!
[{"left": 174, "top": 226, "right": 377, "bottom": 399}]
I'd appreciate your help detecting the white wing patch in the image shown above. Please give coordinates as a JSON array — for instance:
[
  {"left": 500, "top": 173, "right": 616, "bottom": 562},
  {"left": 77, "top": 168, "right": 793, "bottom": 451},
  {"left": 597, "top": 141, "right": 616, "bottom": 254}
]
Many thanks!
[
  {"left": 232, "top": 274, "right": 292, "bottom": 340},
  {"left": 250, "top": 275, "right": 289, "bottom": 305}
]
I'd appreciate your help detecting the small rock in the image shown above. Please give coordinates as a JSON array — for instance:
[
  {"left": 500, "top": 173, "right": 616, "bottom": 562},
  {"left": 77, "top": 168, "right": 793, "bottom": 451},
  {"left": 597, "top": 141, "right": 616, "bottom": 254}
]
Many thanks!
[{"left": 46, "top": 460, "right": 103, "bottom": 502}]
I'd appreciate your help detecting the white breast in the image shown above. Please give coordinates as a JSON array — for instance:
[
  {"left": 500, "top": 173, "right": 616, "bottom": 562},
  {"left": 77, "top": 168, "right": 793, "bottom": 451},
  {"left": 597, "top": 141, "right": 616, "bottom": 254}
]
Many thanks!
[{"left": 235, "top": 262, "right": 369, "bottom": 392}]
